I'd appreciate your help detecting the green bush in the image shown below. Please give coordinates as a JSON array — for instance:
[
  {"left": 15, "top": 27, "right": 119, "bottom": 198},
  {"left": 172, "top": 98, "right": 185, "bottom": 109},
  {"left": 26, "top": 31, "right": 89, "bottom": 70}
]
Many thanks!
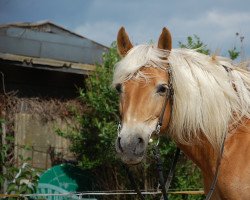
[
  {"left": 178, "top": 35, "right": 210, "bottom": 55},
  {"left": 58, "top": 42, "right": 120, "bottom": 169}
]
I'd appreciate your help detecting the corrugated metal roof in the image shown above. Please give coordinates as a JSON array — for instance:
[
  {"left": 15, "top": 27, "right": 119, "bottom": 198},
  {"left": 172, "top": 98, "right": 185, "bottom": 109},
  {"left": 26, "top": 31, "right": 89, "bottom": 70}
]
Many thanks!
[
  {"left": 0, "top": 21, "right": 108, "bottom": 49},
  {"left": 0, "top": 21, "right": 108, "bottom": 74}
]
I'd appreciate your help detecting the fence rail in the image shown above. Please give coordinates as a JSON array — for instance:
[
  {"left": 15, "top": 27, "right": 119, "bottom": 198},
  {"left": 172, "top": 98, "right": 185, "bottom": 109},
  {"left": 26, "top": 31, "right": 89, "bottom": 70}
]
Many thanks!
[{"left": 0, "top": 189, "right": 204, "bottom": 198}]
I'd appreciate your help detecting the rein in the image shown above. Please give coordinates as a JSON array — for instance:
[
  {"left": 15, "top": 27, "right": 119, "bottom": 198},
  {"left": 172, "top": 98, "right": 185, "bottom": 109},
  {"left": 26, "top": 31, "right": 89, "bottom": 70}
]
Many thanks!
[
  {"left": 119, "top": 67, "right": 179, "bottom": 200},
  {"left": 151, "top": 68, "right": 179, "bottom": 200},
  {"left": 204, "top": 133, "right": 226, "bottom": 200}
]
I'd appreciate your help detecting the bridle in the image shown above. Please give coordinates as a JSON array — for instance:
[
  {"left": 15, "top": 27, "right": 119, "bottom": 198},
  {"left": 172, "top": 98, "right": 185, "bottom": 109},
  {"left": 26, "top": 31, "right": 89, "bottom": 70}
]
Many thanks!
[
  {"left": 117, "top": 66, "right": 226, "bottom": 200},
  {"left": 117, "top": 66, "right": 179, "bottom": 200},
  {"left": 152, "top": 67, "right": 174, "bottom": 137},
  {"left": 117, "top": 67, "right": 174, "bottom": 138}
]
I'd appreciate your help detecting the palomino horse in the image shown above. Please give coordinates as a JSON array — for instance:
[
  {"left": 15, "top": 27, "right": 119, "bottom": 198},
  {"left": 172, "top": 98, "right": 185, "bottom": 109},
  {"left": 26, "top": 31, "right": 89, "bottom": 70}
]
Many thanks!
[{"left": 114, "top": 27, "right": 250, "bottom": 199}]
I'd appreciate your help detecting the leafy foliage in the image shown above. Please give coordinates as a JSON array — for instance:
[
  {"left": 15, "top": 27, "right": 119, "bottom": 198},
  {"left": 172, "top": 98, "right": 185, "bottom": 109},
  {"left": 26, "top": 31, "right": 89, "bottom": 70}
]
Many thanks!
[
  {"left": 180, "top": 34, "right": 241, "bottom": 61},
  {"left": 227, "top": 32, "right": 243, "bottom": 60},
  {"left": 228, "top": 46, "right": 240, "bottom": 60},
  {"left": 58, "top": 42, "right": 120, "bottom": 169},
  {"left": 178, "top": 35, "right": 210, "bottom": 55},
  {"left": 6, "top": 163, "right": 39, "bottom": 196}
]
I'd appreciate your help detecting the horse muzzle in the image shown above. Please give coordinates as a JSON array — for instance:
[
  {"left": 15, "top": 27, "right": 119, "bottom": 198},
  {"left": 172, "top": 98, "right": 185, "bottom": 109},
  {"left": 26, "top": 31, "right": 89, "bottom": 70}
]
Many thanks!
[{"left": 116, "top": 132, "right": 149, "bottom": 165}]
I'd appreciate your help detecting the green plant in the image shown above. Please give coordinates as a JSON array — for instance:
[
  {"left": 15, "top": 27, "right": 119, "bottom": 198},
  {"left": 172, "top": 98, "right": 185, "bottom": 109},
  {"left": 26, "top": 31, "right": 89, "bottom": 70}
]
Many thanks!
[
  {"left": 228, "top": 46, "right": 240, "bottom": 60},
  {"left": 178, "top": 35, "right": 210, "bottom": 55},
  {"left": 56, "top": 42, "right": 120, "bottom": 170},
  {"left": 7, "top": 163, "right": 39, "bottom": 195},
  {"left": 180, "top": 34, "right": 242, "bottom": 61},
  {"left": 227, "top": 32, "right": 244, "bottom": 60}
]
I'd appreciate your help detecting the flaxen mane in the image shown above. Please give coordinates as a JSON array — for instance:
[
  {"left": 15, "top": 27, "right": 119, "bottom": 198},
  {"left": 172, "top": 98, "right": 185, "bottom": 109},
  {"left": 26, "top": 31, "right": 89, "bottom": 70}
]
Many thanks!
[{"left": 113, "top": 45, "right": 250, "bottom": 148}]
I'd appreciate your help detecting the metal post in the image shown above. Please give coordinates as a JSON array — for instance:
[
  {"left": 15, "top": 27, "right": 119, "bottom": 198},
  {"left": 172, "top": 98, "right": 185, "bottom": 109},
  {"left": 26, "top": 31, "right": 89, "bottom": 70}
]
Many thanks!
[
  {"left": 45, "top": 147, "right": 48, "bottom": 169},
  {"left": 31, "top": 146, "right": 34, "bottom": 167},
  {"left": 1, "top": 119, "right": 7, "bottom": 193}
]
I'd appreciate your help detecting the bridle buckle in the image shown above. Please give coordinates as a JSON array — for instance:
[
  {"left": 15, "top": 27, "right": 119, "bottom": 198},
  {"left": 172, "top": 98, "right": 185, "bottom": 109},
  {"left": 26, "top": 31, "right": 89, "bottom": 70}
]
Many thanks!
[
  {"left": 155, "top": 123, "right": 162, "bottom": 135},
  {"left": 117, "top": 122, "right": 122, "bottom": 135}
]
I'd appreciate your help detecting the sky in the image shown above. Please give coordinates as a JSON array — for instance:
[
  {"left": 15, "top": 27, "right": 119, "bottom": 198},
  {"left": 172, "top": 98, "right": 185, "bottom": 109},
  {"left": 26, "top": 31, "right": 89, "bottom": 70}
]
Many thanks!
[{"left": 0, "top": 0, "right": 249, "bottom": 59}]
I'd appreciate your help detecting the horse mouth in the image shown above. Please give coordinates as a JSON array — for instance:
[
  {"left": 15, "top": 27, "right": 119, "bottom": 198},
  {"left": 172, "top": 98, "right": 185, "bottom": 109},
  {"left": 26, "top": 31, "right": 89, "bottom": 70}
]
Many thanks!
[{"left": 118, "top": 153, "right": 145, "bottom": 165}]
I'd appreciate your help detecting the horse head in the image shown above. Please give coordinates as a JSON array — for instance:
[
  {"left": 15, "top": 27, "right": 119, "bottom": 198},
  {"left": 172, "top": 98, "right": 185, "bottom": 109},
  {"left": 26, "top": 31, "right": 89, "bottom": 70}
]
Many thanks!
[{"left": 114, "top": 27, "right": 173, "bottom": 164}]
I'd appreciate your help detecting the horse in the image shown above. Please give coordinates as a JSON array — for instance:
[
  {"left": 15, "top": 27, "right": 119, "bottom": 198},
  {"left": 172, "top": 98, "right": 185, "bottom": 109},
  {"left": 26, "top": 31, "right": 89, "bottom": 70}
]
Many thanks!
[{"left": 113, "top": 27, "right": 250, "bottom": 199}]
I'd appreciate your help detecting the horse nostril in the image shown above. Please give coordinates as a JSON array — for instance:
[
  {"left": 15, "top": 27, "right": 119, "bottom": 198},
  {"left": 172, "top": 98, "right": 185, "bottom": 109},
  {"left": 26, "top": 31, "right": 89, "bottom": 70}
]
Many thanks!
[
  {"left": 138, "top": 137, "right": 144, "bottom": 144},
  {"left": 117, "top": 137, "right": 123, "bottom": 152},
  {"left": 134, "top": 137, "right": 145, "bottom": 156}
]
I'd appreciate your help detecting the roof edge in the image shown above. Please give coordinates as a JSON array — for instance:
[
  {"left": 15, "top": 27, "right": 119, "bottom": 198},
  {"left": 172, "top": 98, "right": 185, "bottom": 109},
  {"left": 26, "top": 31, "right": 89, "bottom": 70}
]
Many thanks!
[{"left": 0, "top": 21, "right": 109, "bottom": 49}]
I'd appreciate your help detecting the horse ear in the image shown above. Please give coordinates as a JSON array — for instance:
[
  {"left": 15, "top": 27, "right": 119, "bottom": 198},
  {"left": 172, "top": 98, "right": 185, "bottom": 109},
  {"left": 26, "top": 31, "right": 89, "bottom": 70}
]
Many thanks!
[
  {"left": 117, "top": 27, "right": 133, "bottom": 56},
  {"left": 158, "top": 27, "right": 172, "bottom": 51}
]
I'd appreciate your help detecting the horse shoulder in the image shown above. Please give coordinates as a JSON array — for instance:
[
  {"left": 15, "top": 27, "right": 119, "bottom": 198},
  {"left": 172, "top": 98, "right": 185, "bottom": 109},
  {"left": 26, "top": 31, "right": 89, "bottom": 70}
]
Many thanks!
[{"left": 218, "top": 119, "right": 250, "bottom": 199}]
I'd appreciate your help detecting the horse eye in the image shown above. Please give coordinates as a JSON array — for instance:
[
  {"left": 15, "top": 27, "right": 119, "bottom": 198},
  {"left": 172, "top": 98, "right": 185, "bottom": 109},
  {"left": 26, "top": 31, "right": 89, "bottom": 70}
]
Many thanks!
[
  {"left": 157, "top": 84, "right": 168, "bottom": 94},
  {"left": 115, "top": 84, "right": 122, "bottom": 93}
]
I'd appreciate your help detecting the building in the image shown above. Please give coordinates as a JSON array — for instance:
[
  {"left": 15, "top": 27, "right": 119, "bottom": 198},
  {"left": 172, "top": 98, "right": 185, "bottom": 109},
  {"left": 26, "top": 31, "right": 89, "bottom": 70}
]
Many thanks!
[{"left": 0, "top": 21, "right": 109, "bottom": 168}]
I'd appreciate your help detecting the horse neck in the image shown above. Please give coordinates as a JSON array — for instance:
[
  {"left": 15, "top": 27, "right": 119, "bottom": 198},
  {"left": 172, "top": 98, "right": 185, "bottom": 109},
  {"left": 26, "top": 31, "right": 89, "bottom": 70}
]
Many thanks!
[
  {"left": 176, "top": 138, "right": 221, "bottom": 194},
  {"left": 176, "top": 137, "right": 218, "bottom": 177}
]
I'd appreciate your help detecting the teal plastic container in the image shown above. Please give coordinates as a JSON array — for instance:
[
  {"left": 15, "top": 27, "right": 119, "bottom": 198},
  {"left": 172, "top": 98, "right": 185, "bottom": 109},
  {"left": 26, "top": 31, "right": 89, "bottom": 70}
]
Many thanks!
[{"left": 36, "top": 164, "right": 97, "bottom": 200}]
